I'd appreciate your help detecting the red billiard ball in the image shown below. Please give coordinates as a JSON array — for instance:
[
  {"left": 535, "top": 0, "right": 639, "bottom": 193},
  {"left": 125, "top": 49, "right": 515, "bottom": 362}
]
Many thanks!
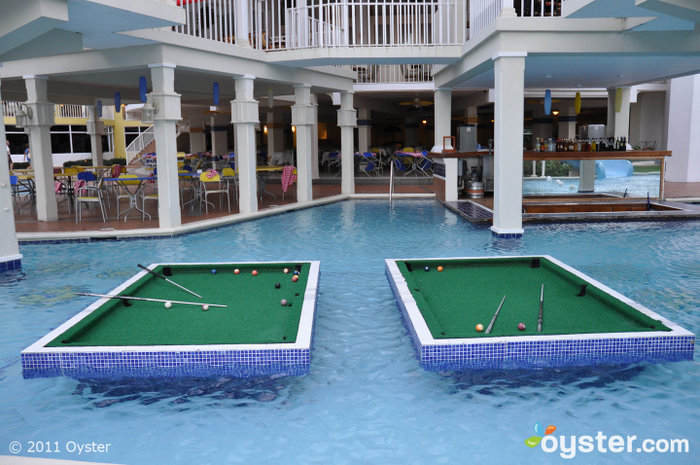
[
  {"left": 252, "top": 270, "right": 258, "bottom": 276},
  {"left": 281, "top": 299, "right": 288, "bottom": 306},
  {"left": 291, "top": 275, "right": 299, "bottom": 282},
  {"left": 234, "top": 268, "right": 240, "bottom": 275},
  {"left": 518, "top": 323, "right": 526, "bottom": 331}
]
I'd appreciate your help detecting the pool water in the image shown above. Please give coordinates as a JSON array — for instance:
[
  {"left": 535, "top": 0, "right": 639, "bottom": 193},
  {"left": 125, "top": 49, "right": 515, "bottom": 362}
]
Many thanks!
[
  {"left": 523, "top": 174, "right": 660, "bottom": 197},
  {"left": 1, "top": 200, "right": 698, "bottom": 465}
]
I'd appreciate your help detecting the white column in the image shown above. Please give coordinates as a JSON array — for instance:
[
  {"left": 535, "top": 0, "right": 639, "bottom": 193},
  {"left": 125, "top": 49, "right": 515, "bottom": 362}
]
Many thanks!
[
  {"left": 357, "top": 107, "right": 371, "bottom": 153},
  {"left": 292, "top": 85, "right": 314, "bottom": 202},
  {"left": 232, "top": 75, "right": 259, "bottom": 214},
  {"left": 210, "top": 112, "right": 229, "bottom": 156},
  {"left": 405, "top": 117, "right": 419, "bottom": 148},
  {"left": 235, "top": 0, "right": 251, "bottom": 47},
  {"left": 86, "top": 104, "right": 104, "bottom": 166},
  {"left": 189, "top": 120, "right": 207, "bottom": 153},
  {"left": 0, "top": 79, "right": 22, "bottom": 269},
  {"left": 432, "top": 87, "right": 457, "bottom": 201},
  {"left": 491, "top": 53, "right": 526, "bottom": 238},
  {"left": 338, "top": 91, "right": 357, "bottom": 195},
  {"left": 311, "top": 93, "right": 320, "bottom": 179},
  {"left": 149, "top": 63, "right": 182, "bottom": 229},
  {"left": 666, "top": 74, "right": 700, "bottom": 182},
  {"left": 23, "top": 75, "right": 57, "bottom": 221},
  {"left": 266, "top": 89, "right": 275, "bottom": 164},
  {"left": 613, "top": 87, "right": 631, "bottom": 140}
]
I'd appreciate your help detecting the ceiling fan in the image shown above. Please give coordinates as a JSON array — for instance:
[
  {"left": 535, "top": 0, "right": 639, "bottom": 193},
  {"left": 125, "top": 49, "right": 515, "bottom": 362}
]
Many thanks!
[{"left": 399, "top": 96, "right": 433, "bottom": 109}]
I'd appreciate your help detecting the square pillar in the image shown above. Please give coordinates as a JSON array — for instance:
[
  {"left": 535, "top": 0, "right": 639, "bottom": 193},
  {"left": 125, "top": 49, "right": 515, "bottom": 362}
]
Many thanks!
[
  {"left": 432, "top": 87, "right": 457, "bottom": 201},
  {"left": 232, "top": 75, "right": 259, "bottom": 214},
  {"left": 23, "top": 75, "right": 57, "bottom": 221},
  {"left": 86, "top": 104, "right": 104, "bottom": 166},
  {"left": 292, "top": 85, "right": 314, "bottom": 203},
  {"left": 0, "top": 79, "right": 22, "bottom": 268},
  {"left": 149, "top": 63, "right": 182, "bottom": 229},
  {"left": 491, "top": 53, "right": 526, "bottom": 238},
  {"left": 357, "top": 107, "right": 371, "bottom": 154},
  {"left": 189, "top": 121, "right": 207, "bottom": 153},
  {"left": 666, "top": 75, "right": 700, "bottom": 182},
  {"left": 311, "top": 93, "right": 320, "bottom": 179},
  {"left": 337, "top": 91, "right": 357, "bottom": 195}
]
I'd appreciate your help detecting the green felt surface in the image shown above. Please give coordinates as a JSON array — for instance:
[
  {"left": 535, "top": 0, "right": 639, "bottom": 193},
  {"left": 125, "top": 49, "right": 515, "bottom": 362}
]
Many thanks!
[
  {"left": 47, "top": 263, "right": 309, "bottom": 346},
  {"left": 397, "top": 257, "right": 670, "bottom": 339}
]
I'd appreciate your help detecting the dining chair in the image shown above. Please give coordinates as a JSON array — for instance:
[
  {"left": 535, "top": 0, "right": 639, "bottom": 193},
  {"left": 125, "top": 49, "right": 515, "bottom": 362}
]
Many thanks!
[
  {"left": 199, "top": 170, "right": 230, "bottom": 214},
  {"left": 360, "top": 153, "right": 377, "bottom": 177},
  {"left": 221, "top": 167, "right": 238, "bottom": 203},
  {"left": 74, "top": 178, "right": 107, "bottom": 223},
  {"left": 141, "top": 177, "right": 158, "bottom": 220}
]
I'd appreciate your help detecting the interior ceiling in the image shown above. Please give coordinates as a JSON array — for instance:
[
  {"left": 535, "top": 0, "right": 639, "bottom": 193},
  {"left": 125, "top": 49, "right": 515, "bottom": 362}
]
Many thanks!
[{"left": 453, "top": 54, "right": 700, "bottom": 90}]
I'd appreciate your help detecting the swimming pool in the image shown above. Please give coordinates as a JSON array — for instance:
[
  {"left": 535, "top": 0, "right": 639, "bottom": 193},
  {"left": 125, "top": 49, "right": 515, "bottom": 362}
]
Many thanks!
[
  {"left": 523, "top": 174, "right": 660, "bottom": 197},
  {"left": 1, "top": 200, "right": 698, "bottom": 464}
]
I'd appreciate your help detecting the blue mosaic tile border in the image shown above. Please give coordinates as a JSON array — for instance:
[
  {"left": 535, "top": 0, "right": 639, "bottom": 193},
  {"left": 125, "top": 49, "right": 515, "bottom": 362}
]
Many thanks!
[
  {"left": 418, "top": 336, "right": 695, "bottom": 371},
  {"left": 0, "top": 258, "right": 22, "bottom": 271},
  {"left": 385, "top": 256, "right": 696, "bottom": 371},
  {"left": 21, "top": 348, "right": 310, "bottom": 379}
]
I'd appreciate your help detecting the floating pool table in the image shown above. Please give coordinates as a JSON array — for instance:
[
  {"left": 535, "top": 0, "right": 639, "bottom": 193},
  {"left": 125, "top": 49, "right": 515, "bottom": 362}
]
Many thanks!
[
  {"left": 386, "top": 256, "right": 694, "bottom": 370},
  {"left": 22, "top": 261, "right": 320, "bottom": 379}
]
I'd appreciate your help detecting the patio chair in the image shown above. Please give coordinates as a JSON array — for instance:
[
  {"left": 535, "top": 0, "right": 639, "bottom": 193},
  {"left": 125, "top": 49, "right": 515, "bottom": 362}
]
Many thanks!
[
  {"left": 221, "top": 167, "right": 238, "bottom": 203},
  {"left": 199, "top": 170, "right": 230, "bottom": 214},
  {"left": 359, "top": 152, "right": 378, "bottom": 177},
  {"left": 281, "top": 165, "right": 297, "bottom": 200},
  {"left": 74, "top": 178, "right": 107, "bottom": 223}
]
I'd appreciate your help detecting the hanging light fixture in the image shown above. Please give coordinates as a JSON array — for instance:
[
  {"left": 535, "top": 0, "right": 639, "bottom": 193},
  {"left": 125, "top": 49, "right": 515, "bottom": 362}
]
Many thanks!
[
  {"left": 544, "top": 89, "right": 552, "bottom": 115},
  {"left": 574, "top": 92, "right": 581, "bottom": 115}
]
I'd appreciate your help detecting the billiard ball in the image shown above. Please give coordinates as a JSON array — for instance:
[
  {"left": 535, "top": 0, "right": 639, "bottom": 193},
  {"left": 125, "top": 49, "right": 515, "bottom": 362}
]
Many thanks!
[
  {"left": 202, "top": 304, "right": 210, "bottom": 311},
  {"left": 293, "top": 270, "right": 300, "bottom": 276},
  {"left": 424, "top": 266, "right": 430, "bottom": 272},
  {"left": 437, "top": 266, "right": 444, "bottom": 272},
  {"left": 292, "top": 275, "right": 299, "bottom": 282},
  {"left": 252, "top": 270, "right": 258, "bottom": 276},
  {"left": 475, "top": 323, "right": 484, "bottom": 332},
  {"left": 275, "top": 283, "right": 281, "bottom": 289},
  {"left": 283, "top": 268, "right": 289, "bottom": 274},
  {"left": 234, "top": 268, "right": 240, "bottom": 275},
  {"left": 281, "top": 299, "right": 288, "bottom": 306},
  {"left": 518, "top": 323, "right": 526, "bottom": 331},
  {"left": 164, "top": 301, "right": 172, "bottom": 309},
  {"left": 211, "top": 269, "right": 217, "bottom": 275}
]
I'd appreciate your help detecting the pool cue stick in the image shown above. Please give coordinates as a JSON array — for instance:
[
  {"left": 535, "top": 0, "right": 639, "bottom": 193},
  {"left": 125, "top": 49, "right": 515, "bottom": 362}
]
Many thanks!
[
  {"left": 537, "top": 284, "right": 544, "bottom": 332},
  {"left": 485, "top": 295, "right": 507, "bottom": 334},
  {"left": 137, "top": 264, "right": 202, "bottom": 299},
  {"left": 76, "top": 292, "right": 226, "bottom": 308}
]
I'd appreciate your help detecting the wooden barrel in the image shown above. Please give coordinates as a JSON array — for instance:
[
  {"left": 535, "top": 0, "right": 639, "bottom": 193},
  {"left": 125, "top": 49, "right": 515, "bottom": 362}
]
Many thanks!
[{"left": 467, "top": 181, "right": 484, "bottom": 198}]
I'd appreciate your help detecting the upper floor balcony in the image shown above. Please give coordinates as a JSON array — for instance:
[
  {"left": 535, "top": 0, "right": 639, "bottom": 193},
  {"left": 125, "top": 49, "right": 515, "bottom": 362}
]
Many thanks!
[{"left": 172, "top": 0, "right": 563, "bottom": 79}]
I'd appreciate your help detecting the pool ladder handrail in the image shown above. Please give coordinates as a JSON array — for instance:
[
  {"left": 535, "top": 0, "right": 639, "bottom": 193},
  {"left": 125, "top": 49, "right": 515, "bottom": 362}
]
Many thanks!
[{"left": 389, "top": 160, "right": 395, "bottom": 208}]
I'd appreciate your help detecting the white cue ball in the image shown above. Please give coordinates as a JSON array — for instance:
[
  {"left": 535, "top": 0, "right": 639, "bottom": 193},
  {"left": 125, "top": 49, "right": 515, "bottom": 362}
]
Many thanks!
[
  {"left": 202, "top": 304, "right": 210, "bottom": 311},
  {"left": 164, "top": 301, "right": 172, "bottom": 309}
]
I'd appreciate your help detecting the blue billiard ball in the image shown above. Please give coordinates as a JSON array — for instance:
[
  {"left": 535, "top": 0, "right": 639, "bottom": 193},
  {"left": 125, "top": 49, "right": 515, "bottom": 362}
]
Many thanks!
[
  {"left": 424, "top": 266, "right": 430, "bottom": 272},
  {"left": 293, "top": 270, "right": 300, "bottom": 276},
  {"left": 211, "top": 269, "right": 217, "bottom": 275}
]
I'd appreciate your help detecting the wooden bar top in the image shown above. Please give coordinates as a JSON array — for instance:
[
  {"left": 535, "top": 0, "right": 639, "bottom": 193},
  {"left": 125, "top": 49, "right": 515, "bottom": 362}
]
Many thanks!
[{"left": 428, "top": 150, "right": 671, "bottom": 160}]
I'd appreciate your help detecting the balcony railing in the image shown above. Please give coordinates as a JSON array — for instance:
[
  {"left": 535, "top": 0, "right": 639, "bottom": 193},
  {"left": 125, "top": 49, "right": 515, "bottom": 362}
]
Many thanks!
[
  {"left": 173, "top": 0, "right": 460, "bottom": 51},
  {"left": 2, "top": 101, "right": 89, "bottom": 119},
  {"left": 354, "top": 64, "right": 434, "bottom": 84},
  {"left": 470, "top": 0, "right": 561, "bottom": 37}
]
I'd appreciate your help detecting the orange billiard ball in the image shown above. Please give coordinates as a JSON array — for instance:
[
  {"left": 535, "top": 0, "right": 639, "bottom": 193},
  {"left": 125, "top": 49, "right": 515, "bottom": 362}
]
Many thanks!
[
  {"left": 292, "top": 275, "right": 299, "bottom": 282},
  {"left": 475, "top": 323, "right": 484, "bottom": 332},
  {"left": 437, "top": 266, "right": 444, "bottom": 272}
]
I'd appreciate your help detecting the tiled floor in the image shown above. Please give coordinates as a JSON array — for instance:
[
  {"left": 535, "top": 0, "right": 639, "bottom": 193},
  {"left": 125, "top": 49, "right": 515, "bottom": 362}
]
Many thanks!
[
  {"left": 13, "top": 177, "right": 437, "bottom": 234},
  {"left": 11, "top": 175, "right": 700, "bottom": 235}
]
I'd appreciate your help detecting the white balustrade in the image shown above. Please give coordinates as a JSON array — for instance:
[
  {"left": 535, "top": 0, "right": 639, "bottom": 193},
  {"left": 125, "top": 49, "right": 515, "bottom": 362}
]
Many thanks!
[{"left": 173, "top": 0, "right": 460, "bottom": 51}]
